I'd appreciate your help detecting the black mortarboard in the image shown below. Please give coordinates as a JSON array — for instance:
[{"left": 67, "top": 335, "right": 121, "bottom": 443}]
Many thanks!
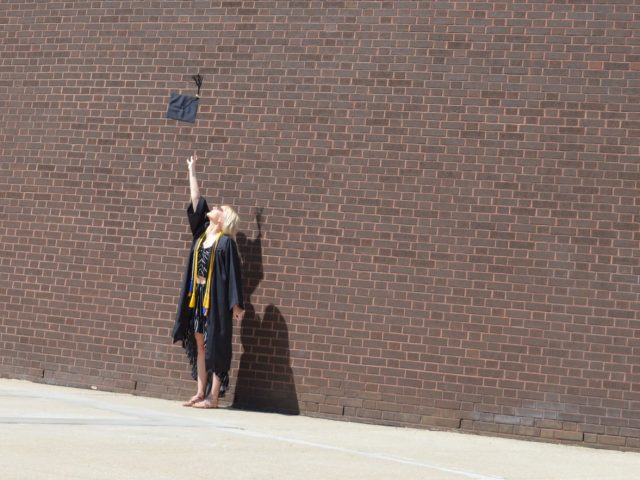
[{"left": 166, "top": 74, "right": 202, "bottom": 123}]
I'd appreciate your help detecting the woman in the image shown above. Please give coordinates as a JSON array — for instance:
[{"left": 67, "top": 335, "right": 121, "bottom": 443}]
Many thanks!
[{"left": 172, "top": 153, "right": 245, "bottom": 409}]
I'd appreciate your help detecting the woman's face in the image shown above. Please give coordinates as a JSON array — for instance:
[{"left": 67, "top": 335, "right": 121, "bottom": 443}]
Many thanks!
[{"left": 207, "top": 206, "right": 224, "bottom": 227}]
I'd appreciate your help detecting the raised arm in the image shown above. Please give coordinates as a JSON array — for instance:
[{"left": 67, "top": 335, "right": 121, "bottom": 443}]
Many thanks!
[
  {"left": 187, "top": 153, "right": 200, "bottom": 210},
  {"left": 255, "top": 207, "right": 263, "bottom": 237}
]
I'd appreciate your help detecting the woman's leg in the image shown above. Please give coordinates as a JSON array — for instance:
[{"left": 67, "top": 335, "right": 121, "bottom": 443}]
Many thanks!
[
  {"left": 210, "top": 374, "right": 221, "bottom": 404},
  {"left": 195, "top": 332, "right": 208, "bottom": 395},
  {"left": 183, "top": 333, "right": 207, "bottom": 406},
  {"left": 193, "top": 373, "right": 221, "bottom": 409}
]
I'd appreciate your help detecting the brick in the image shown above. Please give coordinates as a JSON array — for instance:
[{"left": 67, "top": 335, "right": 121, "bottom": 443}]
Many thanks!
[{"left": 1, "top": 0, "right": 640, "bottom": 453}]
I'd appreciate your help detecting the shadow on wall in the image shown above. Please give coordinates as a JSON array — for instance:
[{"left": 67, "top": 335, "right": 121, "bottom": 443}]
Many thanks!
[{"left": 233, "top": 209, "right": 299, "bottom": 414}]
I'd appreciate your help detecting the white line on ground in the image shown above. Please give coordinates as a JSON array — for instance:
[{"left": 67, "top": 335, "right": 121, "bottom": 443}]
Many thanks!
[
  {"left": 208, "top": 425, "right": 506, "bottom": 480},
  {"left": 0, "top": 385, "right": 505, "bottom": 480}
]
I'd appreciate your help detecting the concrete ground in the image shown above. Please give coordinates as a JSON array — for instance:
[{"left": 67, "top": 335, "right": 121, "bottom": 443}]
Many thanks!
[{"left": 1, "top": 379, "right": 639, "bottom": 480}]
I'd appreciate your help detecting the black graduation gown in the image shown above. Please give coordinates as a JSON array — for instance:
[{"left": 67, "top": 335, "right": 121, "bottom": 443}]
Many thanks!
[{"left": 172, "top": 197, "right": 244, "bottom": 379}]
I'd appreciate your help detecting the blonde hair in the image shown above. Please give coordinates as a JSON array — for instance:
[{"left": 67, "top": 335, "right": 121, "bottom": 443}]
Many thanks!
[{"left": 220, "top": 205, "right": 240, "bottom": 240}]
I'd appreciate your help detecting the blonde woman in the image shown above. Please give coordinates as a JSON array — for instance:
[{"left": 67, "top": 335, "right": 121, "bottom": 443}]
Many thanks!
[{"left": 172, "top": 153, "right": 245, "bottom": 409}]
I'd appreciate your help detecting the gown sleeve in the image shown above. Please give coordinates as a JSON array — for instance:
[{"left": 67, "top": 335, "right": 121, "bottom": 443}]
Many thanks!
[
  {"left": 187, "top": 197, "right": 210, "bottom": 238},
  {"left": 226, "top": 238, "right": 244, "bottom": 310}
]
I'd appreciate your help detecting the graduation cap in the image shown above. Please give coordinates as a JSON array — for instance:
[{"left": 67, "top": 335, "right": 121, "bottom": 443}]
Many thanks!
[{"left": 166, "top": 74, "right": 202, "bottom": 123}]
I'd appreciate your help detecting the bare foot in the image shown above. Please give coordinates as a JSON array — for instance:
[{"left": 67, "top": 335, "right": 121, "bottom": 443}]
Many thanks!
[
  {"left": 182, "top": 394, "right": 204, "bottom": 407},
  {"left": 192, "top": 398, "right": 218, "bottom": 409}
]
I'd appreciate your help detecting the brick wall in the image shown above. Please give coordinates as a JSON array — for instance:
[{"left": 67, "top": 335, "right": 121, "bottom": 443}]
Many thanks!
[{"left": 1, "top": 1, "right": 639, "bottom": 449}]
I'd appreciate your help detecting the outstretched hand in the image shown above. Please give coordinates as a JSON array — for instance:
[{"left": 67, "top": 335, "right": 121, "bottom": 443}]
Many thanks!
[{"left": 187, "top": 153, "right": 198, "bottom": 170}]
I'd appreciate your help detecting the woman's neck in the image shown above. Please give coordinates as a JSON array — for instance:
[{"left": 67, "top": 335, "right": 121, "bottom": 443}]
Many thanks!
[{"left": 207, "top": 224, "right": 221, "bottom": 236}]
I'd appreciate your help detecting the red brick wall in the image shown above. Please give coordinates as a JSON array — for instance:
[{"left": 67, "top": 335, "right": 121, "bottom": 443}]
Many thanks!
[{"left": 1, "top": 1, "right": 639, "bottom": 449}]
